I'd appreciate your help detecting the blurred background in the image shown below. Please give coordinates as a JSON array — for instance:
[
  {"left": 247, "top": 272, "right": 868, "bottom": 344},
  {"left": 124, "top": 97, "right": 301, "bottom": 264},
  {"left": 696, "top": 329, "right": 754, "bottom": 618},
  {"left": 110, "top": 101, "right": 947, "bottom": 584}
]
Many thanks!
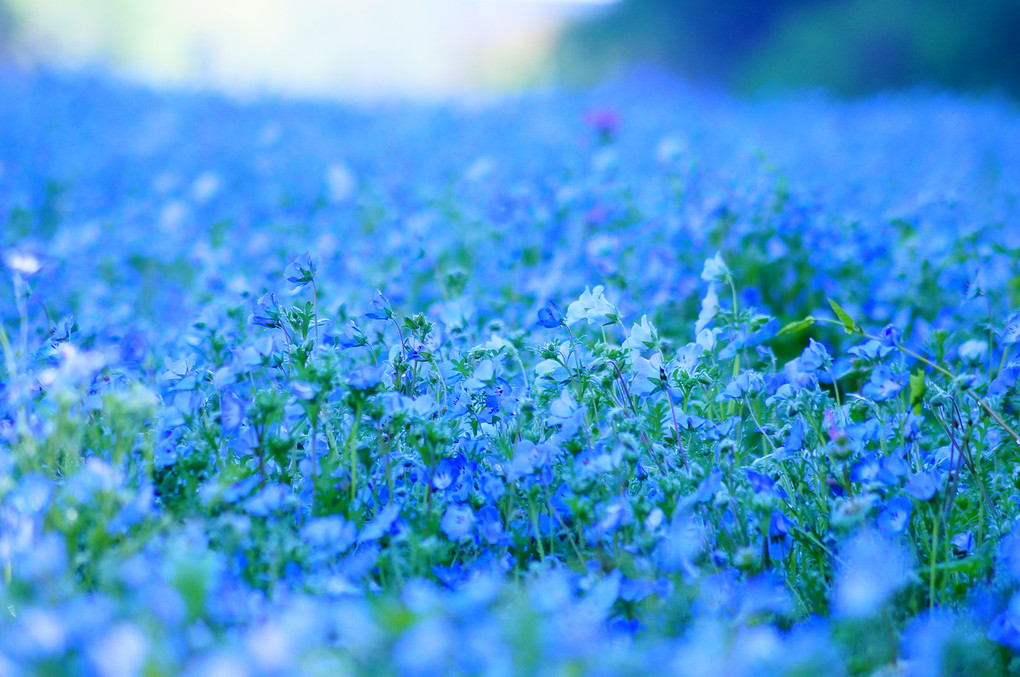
[{"left": 0, "top": 0, "right": 1018, "bottom": 99}]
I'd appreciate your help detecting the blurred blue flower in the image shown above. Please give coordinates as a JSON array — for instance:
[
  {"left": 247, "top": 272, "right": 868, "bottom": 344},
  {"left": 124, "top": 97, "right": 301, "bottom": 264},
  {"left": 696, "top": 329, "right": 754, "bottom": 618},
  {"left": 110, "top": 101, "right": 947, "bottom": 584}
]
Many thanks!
[
  {"left": 768, "top": 511, "right": 794, "bottom": 562},
  {"left": 876, "top": 496, "right": 912, "bottom": 535},
  {"left": 951, "top": 531, "right": 974, "bottom": 556},
  {"left": 905, "top": 472, "right": 938, "bottom": 501},
  {"left": 441, "top": 504, "right": 476, "bottom": 541},
  {"left": 1003, "top": 311, "right": 1020, "bottom": 346},
  {"left": 359, "top": 503, "right": 401, "bottom": 543},
  {"left": 832, "top": 529, "right": 912, "bottom": 618},
  {"left": 220, "top": 391, "right": 247, "bottom": 434},
  {"left": 989, "top": 594, "right": 1020, "bottom": 651}
]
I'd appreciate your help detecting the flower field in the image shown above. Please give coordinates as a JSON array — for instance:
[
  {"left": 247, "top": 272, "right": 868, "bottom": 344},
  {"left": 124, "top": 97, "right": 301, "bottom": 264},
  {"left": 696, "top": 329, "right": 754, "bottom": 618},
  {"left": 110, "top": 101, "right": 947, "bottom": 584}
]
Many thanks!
[{"left": 2, "top": 68, "right": 1020, "bottom": 675}]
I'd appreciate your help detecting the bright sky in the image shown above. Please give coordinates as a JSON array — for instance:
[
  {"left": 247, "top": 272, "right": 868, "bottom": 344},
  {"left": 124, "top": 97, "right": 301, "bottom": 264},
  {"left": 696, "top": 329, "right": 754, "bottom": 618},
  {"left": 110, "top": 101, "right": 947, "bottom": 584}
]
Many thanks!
[{"left": 5, "top": 0, "right": 617, "bottom": 98}]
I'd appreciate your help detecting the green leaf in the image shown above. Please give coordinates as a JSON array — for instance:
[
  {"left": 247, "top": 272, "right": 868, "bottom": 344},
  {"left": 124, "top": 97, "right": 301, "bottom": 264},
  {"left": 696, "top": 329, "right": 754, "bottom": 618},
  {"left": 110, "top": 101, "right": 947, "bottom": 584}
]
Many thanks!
[
  {"left": 909, "top": 368, "right": 926, "bottom": 415},
  {"left": 827, "top": 299, "right": 862, "bottom": 335},
  {"left": 777, "top": 316, "right": 816, "bottom": 336}
]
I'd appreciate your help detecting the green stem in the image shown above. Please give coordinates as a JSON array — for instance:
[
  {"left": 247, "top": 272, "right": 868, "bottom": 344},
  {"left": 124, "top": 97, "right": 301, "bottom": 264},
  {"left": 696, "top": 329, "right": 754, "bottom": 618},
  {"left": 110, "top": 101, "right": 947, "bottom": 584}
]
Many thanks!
[{"left": 347, "top": 405, "right": 362, "bottom": 505}]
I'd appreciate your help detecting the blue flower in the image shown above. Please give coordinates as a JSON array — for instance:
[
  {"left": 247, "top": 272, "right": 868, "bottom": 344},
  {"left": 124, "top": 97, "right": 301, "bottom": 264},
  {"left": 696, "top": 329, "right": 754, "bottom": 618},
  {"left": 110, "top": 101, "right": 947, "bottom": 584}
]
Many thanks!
[
  {"left": 359, "top": 503, "right": 401, "bottom": 543},
  {"left": 441, "top": 504, "right": 476, "bottom": 541},
  {"left": 1003, "top": 311, "right": 1020, "bottom": 346},
  {"left": 861, "top": 365, "right": 906, "bottom": 401},
  {"left": 767, "top": 511, "right": 794, "bottom": 562},
  {"left": 536, "top": 301, "right": 564, "bottom": 328},
  {"left": 365, "top": 290, "right": 393, "bottom": 320},
  {"left": 476, "top": 505, "right": 507, "bottom": 545},
  {"left": 284, "top": 251, "right": 317, "bottom": 292},
  {"left": 347, "top": 365, "right": 384, "bottom": 390},
  {"left": 300, "top": 516, "right": 357, "bottom": 554},
  {"left": 876, "top": 496, "right": 912, "bottom": 535},
  {"left": 989, "top": 362, "right": 1020, "bottom": 396},
  {"left": 832, "top": 529, "right": 912, "bottom": 618},
  {"left": 695, "top": 467, "right": 724, "bottom": 503},
  {"left": 592, "top": 496, "right": 633, "bottom": 538},
  {"left": 951, "top": 531, "right": 974, "bottom": 556},
  {"left": 989, "top": 595, "right": 1020, "bottom": 651},
  {"left": 432, "top": 457, "right": 463, "bottom": 491},
  {"left": 249, "top": 293, "right": 283, "bottom": 329},
  {"left": 905, "top": 472, "right": 938, "bottom": 501},
  {"left": 245, "top": 483, "right": 291, "bottom": 516},
  {"left": 799, "top": 338, "right": 831, "bottom": 372}
]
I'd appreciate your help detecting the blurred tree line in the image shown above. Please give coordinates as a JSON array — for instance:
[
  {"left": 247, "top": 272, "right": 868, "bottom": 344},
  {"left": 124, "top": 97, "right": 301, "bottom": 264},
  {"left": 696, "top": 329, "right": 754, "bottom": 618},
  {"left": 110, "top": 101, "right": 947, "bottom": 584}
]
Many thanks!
[{"left": 555, "top": 0, "right": 1020, "bottom": 97}]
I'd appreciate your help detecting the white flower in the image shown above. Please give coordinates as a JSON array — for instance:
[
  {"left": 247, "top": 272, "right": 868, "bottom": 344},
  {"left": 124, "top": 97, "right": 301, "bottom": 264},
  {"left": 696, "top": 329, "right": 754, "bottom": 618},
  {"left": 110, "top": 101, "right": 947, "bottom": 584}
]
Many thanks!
[
  {"left": 2, "top": 250, "right": 42, "bottom": 277},
  {"left": 695, "top": 284, "right": 720, "bottom": 335},
  {"left": 622, "top": 314, "right": 657, "bottom": 353},
  {"left": 958, "top": 339, "right": 988, "bottom": 363},
  {"left": 565, "top": 285, "right": 617, "bottom": 326},
  {"left": 696, "top": 328, "right": 719, "bottom": 352},
  {"left": 631, "top": 353, "right": 665, "bottom": 398},
  {"left": 700, "top": 251, "right": 730, "bottom": 283},
  {"left": 676, "top": 342, "right": 704, "bottom": 374}
]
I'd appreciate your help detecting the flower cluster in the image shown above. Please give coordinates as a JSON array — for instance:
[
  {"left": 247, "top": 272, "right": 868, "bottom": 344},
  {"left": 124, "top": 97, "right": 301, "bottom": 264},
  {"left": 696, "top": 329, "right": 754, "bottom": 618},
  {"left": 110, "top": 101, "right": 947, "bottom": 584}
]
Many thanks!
[{"left": 1, "top": 67, "right": 1020, "bottom": 675}]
